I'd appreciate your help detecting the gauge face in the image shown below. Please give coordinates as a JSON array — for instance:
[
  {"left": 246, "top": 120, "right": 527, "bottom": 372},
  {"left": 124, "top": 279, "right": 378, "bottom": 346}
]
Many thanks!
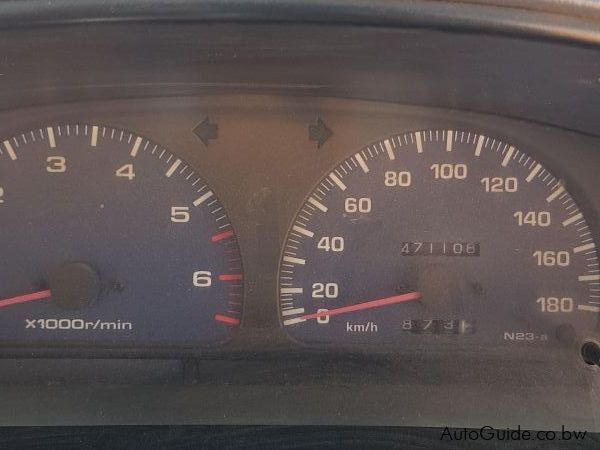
[
  {"left": 279, "top": 129, "right": 599, "bottom": 346},
  {"left": 0, "top": 125, "right": 243, "bottom": 347}
]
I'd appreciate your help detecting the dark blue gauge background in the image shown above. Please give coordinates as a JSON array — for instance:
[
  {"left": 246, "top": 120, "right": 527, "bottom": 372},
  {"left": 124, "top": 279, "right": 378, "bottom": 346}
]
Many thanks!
[
  {"left": 0, "top": 125, "right": 242, "bottom": 346},
  {"left": 280, "top": 131, "right": 599, "bottom": 345}
]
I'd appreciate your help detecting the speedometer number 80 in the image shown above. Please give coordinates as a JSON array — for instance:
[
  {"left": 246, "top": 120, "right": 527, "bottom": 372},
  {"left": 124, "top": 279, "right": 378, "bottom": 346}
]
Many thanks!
[{"left": 384, "top": 171, "right": 412, "bottom": 187}]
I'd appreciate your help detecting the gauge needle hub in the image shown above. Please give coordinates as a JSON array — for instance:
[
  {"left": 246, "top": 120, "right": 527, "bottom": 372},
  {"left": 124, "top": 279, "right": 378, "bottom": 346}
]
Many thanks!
[
  {"left": 0, "top": 289, "right": 52, "bottom": 309},
  {"left": 300, "top": 291, "right": 422, "bottom": 321}
]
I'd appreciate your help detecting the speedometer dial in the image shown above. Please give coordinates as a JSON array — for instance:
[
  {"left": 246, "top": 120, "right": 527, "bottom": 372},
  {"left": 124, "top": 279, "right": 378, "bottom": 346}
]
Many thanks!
[
  {"left": 0, "top": 124, "right": 243, "bottom": 348},
  {"left": 279, "top": 129, "right": 599, "bottom": 347}
]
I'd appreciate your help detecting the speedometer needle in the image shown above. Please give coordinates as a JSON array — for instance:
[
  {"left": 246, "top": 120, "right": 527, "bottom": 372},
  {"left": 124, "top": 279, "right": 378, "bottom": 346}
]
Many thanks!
[
  {"left": 300, "top": 291, "right": 422, "bottom": 321},
  {"left": 0, "top": 289, "right": 52, "bottom": 309}
]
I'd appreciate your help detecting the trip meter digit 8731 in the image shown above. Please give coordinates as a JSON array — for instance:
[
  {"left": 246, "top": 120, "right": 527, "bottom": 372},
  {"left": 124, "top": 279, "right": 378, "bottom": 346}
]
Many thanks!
[
  {"left": 0, "top": 124, "right": 243, "bottom": 349},
  {"left": 279, "top": 129, "right": 599, "bottom": 349}
]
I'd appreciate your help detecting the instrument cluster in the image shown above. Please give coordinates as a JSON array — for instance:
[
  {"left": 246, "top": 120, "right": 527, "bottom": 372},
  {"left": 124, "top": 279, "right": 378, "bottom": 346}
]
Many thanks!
[{"left": 0, "top": 95, "right": 597, "bottom": 366}]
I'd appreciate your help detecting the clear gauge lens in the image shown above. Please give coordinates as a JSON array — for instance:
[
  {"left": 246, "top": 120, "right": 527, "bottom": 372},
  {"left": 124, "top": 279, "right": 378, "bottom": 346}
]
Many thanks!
[
  {"left": 0, "top": 125, "right": 243, "bottom": 348},
  {"left": 279, "top": 129, "right": 599, "bottom": 347}
]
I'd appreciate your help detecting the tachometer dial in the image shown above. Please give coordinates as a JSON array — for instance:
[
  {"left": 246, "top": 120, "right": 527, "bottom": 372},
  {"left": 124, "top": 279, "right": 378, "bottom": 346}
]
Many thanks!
[
  {"left": 0, "top": 124, "right": 243, "bottom": 348},
  {"left": 279, "top": 129, "right": 599, "bottom": 347}
]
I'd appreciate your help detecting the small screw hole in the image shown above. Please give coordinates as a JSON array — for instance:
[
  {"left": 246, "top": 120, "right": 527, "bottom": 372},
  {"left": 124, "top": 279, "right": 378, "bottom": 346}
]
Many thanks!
[{"left": 581, "top": 342, "right": 600, "bottom": 366}]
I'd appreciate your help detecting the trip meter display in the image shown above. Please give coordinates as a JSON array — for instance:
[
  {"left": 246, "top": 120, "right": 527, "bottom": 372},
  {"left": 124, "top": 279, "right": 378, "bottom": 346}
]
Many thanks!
[
  {"left": 279, "top": 129, "right": 599, "bottom": 347},
  {"left": 0, "top": 124, "right": 243, "bottom": 348}
]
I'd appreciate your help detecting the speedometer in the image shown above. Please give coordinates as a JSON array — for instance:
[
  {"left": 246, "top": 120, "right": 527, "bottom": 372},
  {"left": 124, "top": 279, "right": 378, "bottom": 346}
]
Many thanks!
[
  {"left": 279, "top": 129, "right": 599, "bottom": 349},
  {"left": 0, "top": 124, "right": 243, "bottom": 349}
]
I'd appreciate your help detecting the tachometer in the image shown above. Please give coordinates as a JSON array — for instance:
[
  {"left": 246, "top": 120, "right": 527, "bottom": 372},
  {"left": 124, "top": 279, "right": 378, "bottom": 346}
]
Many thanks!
[
  {"left": 279, "top": 129, "right": 599, "bottom": 348},
  {"left": 0, "top": 124, "right": 243, "bottom": 348}
]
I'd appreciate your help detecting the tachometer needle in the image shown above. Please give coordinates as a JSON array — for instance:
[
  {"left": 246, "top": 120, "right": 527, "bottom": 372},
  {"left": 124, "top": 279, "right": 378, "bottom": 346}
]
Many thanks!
[
  {"left": 300, "top": 291, "right": 422, "bottom": 321},
  {"left": 0, "top": 289, "right": 52, "bottom": 309}
]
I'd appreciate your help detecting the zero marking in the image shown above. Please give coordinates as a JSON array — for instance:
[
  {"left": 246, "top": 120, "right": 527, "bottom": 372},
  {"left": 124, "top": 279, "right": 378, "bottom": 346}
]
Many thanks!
[
  {"left": 283, "top": 317, "right": 306, "bottom": 326},
  {"left": 281, "top": 308, "right": 306, "bottom": 317}
]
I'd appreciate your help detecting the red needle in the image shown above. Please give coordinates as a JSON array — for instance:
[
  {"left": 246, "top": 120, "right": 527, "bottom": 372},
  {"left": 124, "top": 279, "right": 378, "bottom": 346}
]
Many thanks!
[
  {"left": 299, "top": 292, "right": 421, "bottom": 320},
  {"left": 0, "top": 289, "right": 52, "bottom": 309},
  {"left": 300, "top": 291, "right": 422, "bottom": 321}
]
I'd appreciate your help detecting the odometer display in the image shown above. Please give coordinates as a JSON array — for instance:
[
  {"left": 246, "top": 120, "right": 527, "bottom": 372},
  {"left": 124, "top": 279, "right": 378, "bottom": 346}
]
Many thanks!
[
  {"left": 0, "top": 124, "right": 243, "bottom": 348},
  {"left": 279, "top": 129, "right": 599, "bottom": 347}
]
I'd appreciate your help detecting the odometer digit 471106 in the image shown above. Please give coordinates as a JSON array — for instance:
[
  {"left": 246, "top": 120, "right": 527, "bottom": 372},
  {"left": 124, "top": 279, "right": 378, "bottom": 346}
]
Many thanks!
[
  {"left": 279, "top": 129, "right": 598, "bottom": 348},
  {"left": 0, "top": 124, "right": 243, "bottom": 349}
]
